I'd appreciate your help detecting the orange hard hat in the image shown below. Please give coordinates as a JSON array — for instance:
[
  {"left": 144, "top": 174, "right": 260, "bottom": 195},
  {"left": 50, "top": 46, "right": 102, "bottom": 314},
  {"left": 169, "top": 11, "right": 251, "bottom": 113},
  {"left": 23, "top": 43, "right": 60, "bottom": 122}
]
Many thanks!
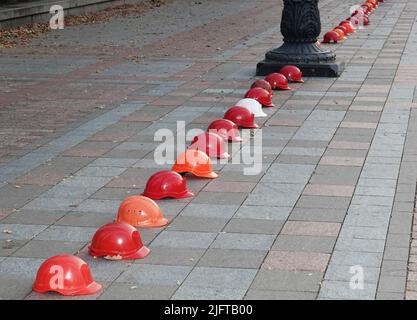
[
  {"left": 339, "top": 21, "right": 356, "bottom": 33},
  {"left": 116, "top": 195, "right": 169, "bottom": 228},
  {"left": 172, "top": 149, "right": 218, "bottom": 179},
  {"left": 332, "top": 28, "right": 346, "bottom": 40}
]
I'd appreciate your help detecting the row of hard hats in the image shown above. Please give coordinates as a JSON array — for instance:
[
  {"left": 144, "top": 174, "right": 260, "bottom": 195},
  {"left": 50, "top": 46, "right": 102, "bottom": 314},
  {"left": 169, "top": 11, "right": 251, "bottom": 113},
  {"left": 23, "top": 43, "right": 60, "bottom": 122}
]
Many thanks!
[
  {"left": 322, "top": 0, "right": 382, "bottom": 44},
  {"left": 32, "top": 65, "right": 305, "bottom": 296}
]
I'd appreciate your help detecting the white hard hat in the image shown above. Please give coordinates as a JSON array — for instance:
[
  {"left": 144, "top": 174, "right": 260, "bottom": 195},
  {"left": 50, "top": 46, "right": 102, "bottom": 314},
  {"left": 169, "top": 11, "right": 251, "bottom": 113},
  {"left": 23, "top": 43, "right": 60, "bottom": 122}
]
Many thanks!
[{"left": 235, "top": 98, "right": 267, "bottom": 118}]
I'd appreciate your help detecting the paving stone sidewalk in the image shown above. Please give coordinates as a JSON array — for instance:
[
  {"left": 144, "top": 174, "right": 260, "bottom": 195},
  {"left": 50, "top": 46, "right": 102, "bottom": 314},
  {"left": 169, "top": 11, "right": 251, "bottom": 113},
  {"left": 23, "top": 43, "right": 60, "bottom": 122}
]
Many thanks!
[{"left": 1, "top": 0, "right": 417, "bottom": 300}]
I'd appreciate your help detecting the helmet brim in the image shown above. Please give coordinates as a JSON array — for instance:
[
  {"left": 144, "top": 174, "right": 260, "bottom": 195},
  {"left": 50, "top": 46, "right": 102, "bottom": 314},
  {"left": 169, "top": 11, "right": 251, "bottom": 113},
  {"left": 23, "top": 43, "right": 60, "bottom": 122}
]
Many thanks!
[
  {"left": 254, "top": 112, "right": 267, "bottom": 118},
  {"left": 75, "top": 281, "right": 103, "bottom": 296},
  {"left": 262, "top": 103, "right": 275, "bottom": 108},
  {"left": 228, "top": 136, "right": 243, "bottom": 142},
  {"left": 195, "top": 171, "right": 218, "bottom": 179},
  {"left": 124, "top": 245, "right": 150, "bottom": 260}
]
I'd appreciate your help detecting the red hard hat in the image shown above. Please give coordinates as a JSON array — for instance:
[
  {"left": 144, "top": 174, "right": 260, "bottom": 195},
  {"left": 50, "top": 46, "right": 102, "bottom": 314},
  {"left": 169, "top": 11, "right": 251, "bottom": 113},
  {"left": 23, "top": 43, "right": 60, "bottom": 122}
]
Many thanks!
[
  {"left": 323, "top": 31, "right": 340, "bottom": 43},
  {"left": 339, "top": 21, "right": 356, "bottom": 33},
  {"left": 142, "top": 170, "right": 194, "bottom": 200},
  {"left": 207, "top": 119, "right": 243, "bottom": 142},
  {"left": 280, "top": 65, "right": 304, "bottom": 83},
  {"left": 224, "top": 106, "right": 259, "bottom": 129},
  {"left": 32, "top": 254, "right": 102, "bottom": 296},
  {"left": 189, "top": 132, "right": 230, "bottom": 159},
  {"left": 244, "top": 87, "right": 275, "bottom": 107},
  {"left": 265, "top": 73, "right": 291, "bottom": 90},
  {"left": 250, "top": 79, "right": 273, "bottom": 94},
  {"left": 335, "top": 25, "right": 348, "bottom": 35},
  {"left": 333, "top": 28, "right": 347, "bottom": 40},
  {"left": 360, "top": 4, "right": 370, "bottom": 14},
  {"left": 89, "top": 222, "right": 150, "bottom": 260}
]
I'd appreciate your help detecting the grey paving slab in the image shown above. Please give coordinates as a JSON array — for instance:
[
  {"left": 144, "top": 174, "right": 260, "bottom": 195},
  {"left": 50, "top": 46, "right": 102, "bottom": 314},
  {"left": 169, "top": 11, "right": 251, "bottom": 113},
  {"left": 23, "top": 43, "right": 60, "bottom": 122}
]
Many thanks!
[
  {"left": 0, "top": 276, "right": 33, "bottom": 299},
  {"left": 272, "top": 235, "right": 336, "bottom": 253},
  {"left": 173, "top": 286, "right": 247, "bottom": 300},
  {"left": 198, "top": 248, "right": 267, "bottom": 269},
  {"left": 12, "top": 240, "right": 86, "bottom": 259},
  {"left": 179, "top": 204, "right": 239, "bottom": 219},
  {"left": 211, "top": 232, "right": 275, "bottom": 251},
  {"left": 116, "top": 264, "right": 192, "bottom": 286},
  {"left": 234, "top": 206, "right": 292, "bottom": 220},
  {"left": 135, "top": 247, "right": 205, "bottom": 266},
  {"left": 0, "top": 257, "right": 44, "bottom": 278},
  {"left": 251, "top": 270, "right": 322, "bottom": 292},
  {"left": 244, "top": 183, "right": 305, "bottom": 207},
  {"left": 180, "top": 267, "right": 257, "bottom": 289},
  {"left": 223, "top": 218, "right": 284, "bottom": 234},
  {"left": 151, "top": 231, "right": 217, "bottom": 249},
  {"left": 318, "top": 280, "right": 377, "bottom": 300},
  {"left": 261, "top": 164, "right": 315, "bottom": 184},
  {"left": 99, "top": 284, "right": 177, "bottom": 300},
  {"left": 0, "top": 224, "right": 48, "bottom": 240},
  {"left": 35, "top": 226, "right": 97, "bottom": 242},
  {"left": 244, "top": 289, "right": 316, "bottom": 300}
]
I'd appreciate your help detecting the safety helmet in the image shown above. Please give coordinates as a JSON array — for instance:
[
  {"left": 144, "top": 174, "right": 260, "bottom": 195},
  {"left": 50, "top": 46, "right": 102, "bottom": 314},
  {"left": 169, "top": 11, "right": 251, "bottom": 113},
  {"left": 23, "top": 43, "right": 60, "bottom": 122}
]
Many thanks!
[
  {"left": 250, "top": 79, "right": 273, "bottom": 94},
  {"left": 332, "top": 29, "right": 346, "bottom": 40},
  {"left": 235, "top": 98, "right": 267, "bottom": 117},
  {"left": 348, "top": 16, "right": 361, "bottom": 26},
  {"left": 172, "top": 149, "right": 218, "bottom": 179},
  {"left": 360, "top": 4, "right": 371, "bottom": 14},
  {"left": 116, "top": 195, "right": 169, "bottom": 228},
  {"left": 265, "top": 73, "right": 291, "bottom": 90},
  {"left": 244, "top": 87, "right": 275, "bottom": 107},
  {"left": 32, "top": 254, "right": 102, "bottom": 296},
  {"left": 339, "top": 21, "right": 356, "bottom": 33},
  {"left": 280, "top": 65, "right": 304, "bottom": 83},
  {"left": 189, "top": 132, "right": 230, "bottom": 159},
  {"left": 89, "top": 222, "right": 150, "bottom": 260},
  {"left": 207, "top": 119, "right": 243, "bottom": 142},
  {"left": 335, "top": 25, "right": 348, "bottom": 35},
  {"left": 142, "top": 170, "right": 194, "bottom": 200},
  {"left": 224, "top": 106, "right": 259, "bottom": 129},
  {"left": 323, "top": 31, "right": 340, "bottom": 44}
]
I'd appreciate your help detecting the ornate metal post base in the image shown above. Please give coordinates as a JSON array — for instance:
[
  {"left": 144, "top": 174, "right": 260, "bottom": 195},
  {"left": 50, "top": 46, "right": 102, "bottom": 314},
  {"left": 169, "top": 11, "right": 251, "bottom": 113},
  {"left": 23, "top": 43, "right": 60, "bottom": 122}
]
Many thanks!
[{"left": 256, "top": 0, "right": 345, "bottom": 77}]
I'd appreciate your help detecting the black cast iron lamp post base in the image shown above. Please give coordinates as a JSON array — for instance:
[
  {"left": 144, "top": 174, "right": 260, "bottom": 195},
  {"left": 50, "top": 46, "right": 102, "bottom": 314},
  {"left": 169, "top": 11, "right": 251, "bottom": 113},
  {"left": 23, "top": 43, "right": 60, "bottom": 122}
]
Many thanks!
[{"left": 256, "top": 0, "right": 345, "bottom": 77}]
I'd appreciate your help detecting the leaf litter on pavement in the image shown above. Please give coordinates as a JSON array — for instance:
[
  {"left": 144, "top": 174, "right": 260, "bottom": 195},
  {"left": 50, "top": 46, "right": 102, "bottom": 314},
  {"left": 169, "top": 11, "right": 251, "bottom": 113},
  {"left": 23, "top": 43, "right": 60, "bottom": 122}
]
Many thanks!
[{"left": 0, "top": 0, "right": 169, "bottom": 48}]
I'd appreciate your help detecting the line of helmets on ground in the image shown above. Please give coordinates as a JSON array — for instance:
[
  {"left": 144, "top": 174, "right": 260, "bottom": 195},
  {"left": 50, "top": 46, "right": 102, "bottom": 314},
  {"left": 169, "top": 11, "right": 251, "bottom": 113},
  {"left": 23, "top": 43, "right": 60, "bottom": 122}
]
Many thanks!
[
  {"left": 32, "top": 64, "right": 305, "bottom": 296},
  {"left": 322, "top": 0, "right": 382, "bottom": 44}
]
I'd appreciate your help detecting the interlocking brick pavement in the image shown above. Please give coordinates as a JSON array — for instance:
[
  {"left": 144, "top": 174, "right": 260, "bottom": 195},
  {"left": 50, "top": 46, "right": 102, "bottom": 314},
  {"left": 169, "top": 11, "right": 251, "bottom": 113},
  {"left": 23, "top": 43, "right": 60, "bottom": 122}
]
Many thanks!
[{"left": 1, "top": 0, "right": 417, "bottom": 300}]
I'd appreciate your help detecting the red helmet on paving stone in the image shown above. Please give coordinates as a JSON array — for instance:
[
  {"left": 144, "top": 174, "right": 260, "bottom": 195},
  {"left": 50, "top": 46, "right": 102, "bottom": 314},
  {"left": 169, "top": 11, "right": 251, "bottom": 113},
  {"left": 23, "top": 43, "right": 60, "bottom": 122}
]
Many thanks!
[
  {"left": 207, "top": 119, "right": 243, "bottom": 142},
  {"left": 265, "top": 73, "right": 291, "bottom": 90},
  {"left": 244, "top": 87, "right": 275, "bottom": 107},
  {"left": 333, "top": 28, "right": 347, "bottom": 40},
  {"left": 32, "top": 254, "right": 102, "bottom": 296},
  {"left": 339, "top": 21, "right": 356, "bottom": 33},
  {"left": 142, "top": 170, "right": 194, "bottom": 200},
  {"left": 360, "top": 4, "right": 370, "bottom": 14},
  {"left": 250, "top": 79, "right": 273, "bottom": 94},
  {"left": 279, "top": 65, "right": 304, "bottom": 83},
  {"left": 89, "top": 222, "right": 150, "bottom": 260},
  {"left": 224, "top": 106, "right": 259, "bottom": 129},
  {"left": 116, "top": 195, "right": 169, "bottom": 228},
  {"left": 335, "top": 25, "right": 348, "bottom": 35},
  {"left": 323, "top": 31, "right": 340, "bottom": 44},
  {"left": 189, "top": 132, "right": 230, "bottom": 159}
]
